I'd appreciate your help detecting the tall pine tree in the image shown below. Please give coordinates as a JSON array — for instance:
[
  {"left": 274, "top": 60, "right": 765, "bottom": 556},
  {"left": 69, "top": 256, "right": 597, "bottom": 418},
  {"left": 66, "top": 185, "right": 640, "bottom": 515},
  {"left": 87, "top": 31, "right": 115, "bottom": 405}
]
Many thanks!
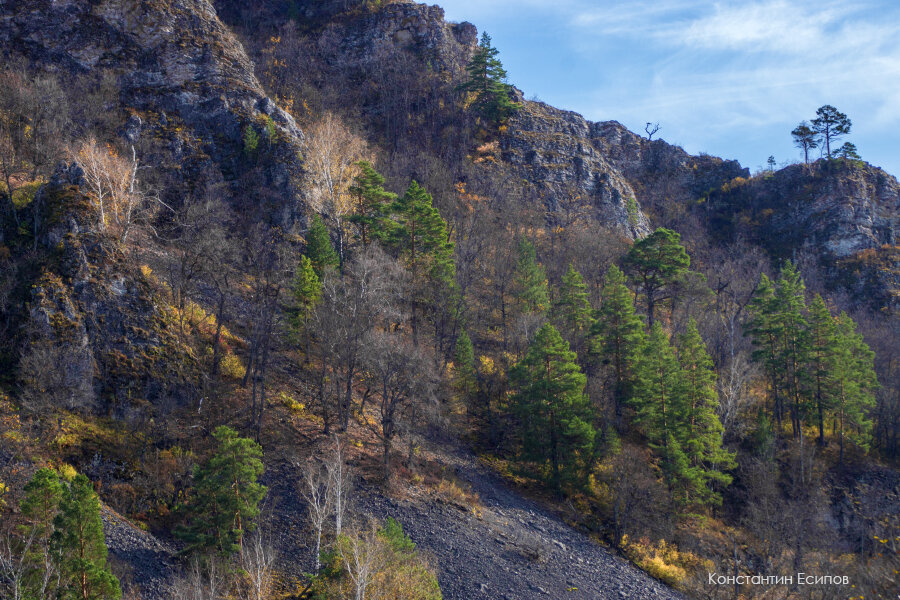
[
  {"left": 509, "top": 323, "right": 595, "bottom": 491},
  {"left": 746, "top": 273, "right": 783, "bottom": 429},
  {"left": 305, "top": 214, "right": 339, "bottom": 279},
  {"left": 347, "top": 160, "right": 396, "bottom": 246},
  {"left": 773, "top": 262, "right": 809, "bottom": 439},
  {"left": 51, "top": 474, "right": 121, "bottom": 600},
  {"left": 590, "top": 265, "right": 645, "bottom": 419},
  {"left": 806, "top": 294, "right": 835, "bottom": 446},
  {"left": 623, "top": 228, "right": 690, "bottom": 327},
  {"left": 457, "top": 32, "right": 520, "bottom": 126},
  {"left": 830, "top": 313, "right": 878, "bottom": 464},
  {"left": 551, "top": 264, "right": 594, "bottom": 355},
  {"left": 382, "top": 180, "right": 456, "bottom": 345},
  {"left": 513, "top": 237, "right": 549, "bottom": 315},
  {"left": 177, "top": 426, "right": 267, "bottom": 556},
  {"left": 291, "top": 255, "right": 321, "bottom": 362},
  {"left": 676, "top": 319, "right": 735, "bottom": 505}
]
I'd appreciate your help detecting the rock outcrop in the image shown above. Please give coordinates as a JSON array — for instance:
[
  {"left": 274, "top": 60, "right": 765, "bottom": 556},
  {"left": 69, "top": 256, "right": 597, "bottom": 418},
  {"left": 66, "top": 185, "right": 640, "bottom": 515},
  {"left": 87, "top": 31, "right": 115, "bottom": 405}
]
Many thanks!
[{"left": 0, "top": 0, "right": 305, "bottom": 221}]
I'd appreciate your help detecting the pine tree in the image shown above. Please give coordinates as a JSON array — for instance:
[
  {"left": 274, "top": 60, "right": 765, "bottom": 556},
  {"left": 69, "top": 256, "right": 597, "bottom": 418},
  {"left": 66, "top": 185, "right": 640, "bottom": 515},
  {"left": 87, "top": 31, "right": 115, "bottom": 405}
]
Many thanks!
[
  {"left": 676, "top": 319, "right": 735, "bottom": 505},
  {"left": 811, "top": 105, "right": 851, "bottom": 159},
  {"left": 551, "top": 264, "right": 594, "bottom": 354},
  {"left": 178, "top": 426, "right": 267, "bottom": 556},
  {"left": 347, "top": 160, "right": 396, "bottom": 246},
  {"left": 51, "top": 474, "right": 121, "bottom": 600},
  {"left": 830, "top": 313, "right": 878, "bottom": 464},
  {"left": 623, "top": 228, "right": 691, "bottom": 326},
  {"left": 454, "top": 329, "right": 477, "bottom": 413},
  {"left": 791, "top": 121, "right": 819, "bottom": 164},
  {"left": 746, "top": 273, "right": 783, "bottom": 429},
  {"left": 382, "top": 180, "right": 456, "bottom": 344},
  {"left": 509, "top": 323, "right": 595, "bottom": 491},
  {"left": 513, "top": 237, "right": 549, "bottom": 314},
  {"left": 291, "top": 255, "right": 321, "bottom": 362},
  {"left": 773, "top": 262, "right": 809, "bottom": 439},
  {"left": 590, "top": 266, "right": 645, "bottom": 418},
  {"left": 457, "top": 32, "right": 520, "bottom": 126},
  {"left": 306, "top": 214, "right": 339, "bottom": 279},
  {"left": 19, "top": 468, "right": 64, "bottom": 599},
  {"left": 806, "top": 294, "right": 835, "bottom": 446}
]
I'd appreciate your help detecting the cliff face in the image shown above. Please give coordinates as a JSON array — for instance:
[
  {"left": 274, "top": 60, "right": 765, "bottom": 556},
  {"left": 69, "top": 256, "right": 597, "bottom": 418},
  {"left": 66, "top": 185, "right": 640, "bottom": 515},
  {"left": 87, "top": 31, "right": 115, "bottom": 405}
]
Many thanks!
[
  {"left": 0, "top": 0, "right": 305, "bottom": 221},
  {"left": 501, "top": 100, "right": 652, "bottom": 238}
]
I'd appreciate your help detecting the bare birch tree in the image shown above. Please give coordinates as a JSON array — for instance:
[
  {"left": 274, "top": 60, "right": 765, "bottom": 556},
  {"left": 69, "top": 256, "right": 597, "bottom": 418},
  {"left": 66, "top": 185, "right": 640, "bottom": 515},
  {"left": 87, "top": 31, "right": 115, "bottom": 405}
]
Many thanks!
[
  {"left": 299, "top": 459, "right": 332, "bottom": 573},
  {"left": 303, "top": 112, "right": 369, "bottom": 271}
]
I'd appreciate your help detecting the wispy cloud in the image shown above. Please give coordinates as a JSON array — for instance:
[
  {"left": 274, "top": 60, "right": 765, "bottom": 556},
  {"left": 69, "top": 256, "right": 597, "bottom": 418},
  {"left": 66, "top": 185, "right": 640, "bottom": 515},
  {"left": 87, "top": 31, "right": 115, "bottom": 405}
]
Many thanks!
[{"left": 437, "top": 0, "right": 900, "bottom": 171}]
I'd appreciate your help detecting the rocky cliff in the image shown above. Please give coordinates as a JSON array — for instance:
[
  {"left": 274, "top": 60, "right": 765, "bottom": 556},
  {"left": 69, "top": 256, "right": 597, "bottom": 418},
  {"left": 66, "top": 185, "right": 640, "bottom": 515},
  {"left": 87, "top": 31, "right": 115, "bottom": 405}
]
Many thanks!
[{"left": 0, "top": 0, "right": 305, "bottom": 221}]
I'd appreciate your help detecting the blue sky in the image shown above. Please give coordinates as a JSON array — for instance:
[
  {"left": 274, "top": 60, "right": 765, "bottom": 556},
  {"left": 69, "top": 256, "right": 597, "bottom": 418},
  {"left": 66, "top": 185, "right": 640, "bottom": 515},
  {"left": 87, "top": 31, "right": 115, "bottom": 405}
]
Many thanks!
[{"left": 436, "top": 0, "right": 900, "bottom": 175}]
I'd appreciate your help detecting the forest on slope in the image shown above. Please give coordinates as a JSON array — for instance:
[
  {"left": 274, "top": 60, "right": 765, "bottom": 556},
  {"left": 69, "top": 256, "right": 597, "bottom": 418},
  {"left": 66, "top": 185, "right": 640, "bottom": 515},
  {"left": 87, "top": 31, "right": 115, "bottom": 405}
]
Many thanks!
[{"left": 0, "top": 1, "right": 898, "bottom": 599}]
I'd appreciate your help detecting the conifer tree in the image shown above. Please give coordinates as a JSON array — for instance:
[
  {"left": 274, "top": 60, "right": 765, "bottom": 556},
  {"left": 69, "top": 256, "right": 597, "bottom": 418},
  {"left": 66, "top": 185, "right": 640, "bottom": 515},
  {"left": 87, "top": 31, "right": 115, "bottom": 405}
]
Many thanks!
[
  {"left": 383, "top": 180, "right": 456, "bottom": 344},
  {"left": 51, "top": 474, "right": 121, "bottom": 600},
  {"left": 347, "top": 160, "right": 396, "bottom": 246},
  {"left": 623, "top": 228, "right": 691, "bottom": 326},
  {"left": 305, "top": 214, "right": 339, "bottom": 279},
  {"left": 676, "top": 319, "right": 735, "bottom": 504},
  {"left": 19, "top": 468, "right": 64, "bottom": 599},
  {"left": 631, "top": 322, "right": 685, "bottom": 455},
  {"left": 178, "top": 426, "right": 267, "bottom": 556},
  {"left": 746, "top": 273, "right": 783, "bottom": 428},
  {"left": 454, "top": 329, "right": 477, "bottom": 413},
  {"left": 806, "top": 294, "right": 835, "bottom": 446},
  {"left": 551, "top": 264, "right": 594, "bottom": 354},
  {"left": 590, "top": 266, "right": 645, "bottom": 418},
  {"left": 773, "top": 262, "right": 809, "bottom": 439},
  {"left": 291, "top": 255, "right": 321, "bottom": 361},
  {"left": 509, "top": 323, "right": 595, "bottom": 491},
  {"left": 513, "top": 237, "right": 549, "bottom": 314},
  {"left": 457, "top": 32, "right": 520, "bottom": 126},
  {"left": 830, "top": 313, "right": 878, "bottom": 464},
  {"left": 811, "top": 105, "right": 851, "bottom": 159}
]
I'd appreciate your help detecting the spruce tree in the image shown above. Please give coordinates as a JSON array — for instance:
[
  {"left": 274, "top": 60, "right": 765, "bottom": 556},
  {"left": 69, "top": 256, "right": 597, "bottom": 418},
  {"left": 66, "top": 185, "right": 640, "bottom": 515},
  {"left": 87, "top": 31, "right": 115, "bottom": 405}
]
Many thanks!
[
  {"left": 806, "top": 294, "right": 835, "bottom": 446},
  {"left": 457, "top": 32, "right": 520, "bottom": 126},
  {"left": 676, "top": 319, "right": 735, "bottom": 504},
  {"left": 509, "top": 323, "right": 595, "bottom": 491},
  {"left": 291, "top": 255, "right": 321, "bottom": 361},
  {"left": 590, "top": 265, "right": 645, "bottom": 418},
  {"left": 551, "top": 264, "right": 594, "bottom": 354},
  {"left": 830, "top": 313, "right": 878, "bottom": 464},
  {"left": 347, "top": 160, "right": 396, "bottom": 246},
  {"left": 178, "top": 426, "right": 267, "bottom": 556},
  {"left": 305, "top": 214, "right": 339, "bottom": 279},
  {"left": 513, "top": 237, "right": 549, "bottom": 314},
  {"left": 623, "top": 228, "right": 691, "bottom": 326},
  {"left": 51, "top": 474, "right": 121, "bottom": 600},
  {"left": 631, "top": 323, "right": 685, "bottom": 457}
]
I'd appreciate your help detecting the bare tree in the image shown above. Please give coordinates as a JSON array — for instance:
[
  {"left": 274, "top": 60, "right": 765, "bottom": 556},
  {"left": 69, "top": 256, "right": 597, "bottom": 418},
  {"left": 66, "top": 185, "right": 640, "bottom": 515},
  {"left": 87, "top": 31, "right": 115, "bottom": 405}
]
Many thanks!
[
  {"left": 299, "top": 459, "right": 333, "bottom": 573},
  {"left": 326, "top": 436, "right": 353, "bottom": 537},
  {"left": 239, "top": 530, "right": 277, "bottom": 600},
  {"left": 0, "top": 527, "right": 34, "bottom": 600},
  {"left": 304, "top": 112, "right": 369, "bottom": 271},
  {"left": 170, "top": 558, "right": 225, "bottom": 600},
  {"left": 71, "top": 138, "right": 164, "bottom": 242},
  {"left": 312, "top": 247, "right": 406, "bottom": 431},
  {"left": 361, "top": 330, "right": 439, "bottom": 480},
  {"left": 342, "top": 522, "right": 384, "bottom": 600},
  {"left": 241, "top": 223, "right": 288, "bottom": 440},
  {"left": 19, "top": 336, "right": 96, "bottom": 414}
]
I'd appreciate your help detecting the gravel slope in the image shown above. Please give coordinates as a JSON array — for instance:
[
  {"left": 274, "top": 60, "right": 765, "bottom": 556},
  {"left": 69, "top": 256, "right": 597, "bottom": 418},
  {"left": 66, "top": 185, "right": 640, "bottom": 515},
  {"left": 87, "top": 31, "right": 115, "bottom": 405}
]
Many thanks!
[{"left": 104, "top": 442, "right": 685, "bottom": 600}]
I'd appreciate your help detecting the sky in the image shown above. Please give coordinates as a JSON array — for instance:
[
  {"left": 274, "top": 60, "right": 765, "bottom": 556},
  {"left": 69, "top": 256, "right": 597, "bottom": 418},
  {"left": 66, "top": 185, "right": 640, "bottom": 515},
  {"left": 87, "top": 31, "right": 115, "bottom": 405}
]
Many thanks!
[{"left": 435, "top": 0, "right": 900, "bottom": 175}]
